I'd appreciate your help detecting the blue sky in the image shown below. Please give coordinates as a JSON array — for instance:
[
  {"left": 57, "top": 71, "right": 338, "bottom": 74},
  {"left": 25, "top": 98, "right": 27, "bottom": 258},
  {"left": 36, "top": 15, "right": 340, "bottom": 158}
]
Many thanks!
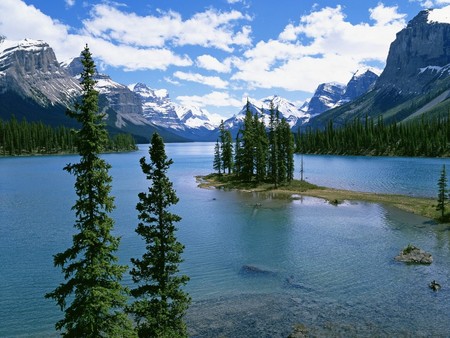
[{"left": 1, "top": 0, "right": 449, "bottom": 118}]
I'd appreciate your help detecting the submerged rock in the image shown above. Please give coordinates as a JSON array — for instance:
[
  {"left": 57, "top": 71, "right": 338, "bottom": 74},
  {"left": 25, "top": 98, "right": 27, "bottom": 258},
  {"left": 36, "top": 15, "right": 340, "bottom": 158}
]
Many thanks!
[
  {"left": 395, "top": 244, "right": 433, "bottom": 264},
  {"left": 239, "top": 264, "right": 277, "bottom": 276},
  {"left": 429, "top": 280, "right": 441, "bottom": 291}
]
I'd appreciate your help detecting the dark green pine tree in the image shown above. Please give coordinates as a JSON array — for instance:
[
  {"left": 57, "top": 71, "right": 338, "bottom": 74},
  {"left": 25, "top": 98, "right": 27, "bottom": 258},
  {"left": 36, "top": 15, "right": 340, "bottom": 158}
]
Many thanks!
[
  {"left": 241, "top": 101, "right": 255, "bottom": 181},
  {"left": 213, "top": 139, "right": 222, "bottom": 174},
  {"left": 219, "top": 120, "right": 233, "bottom": 174},
  {"left": 130, "top": 132, "right": 190, "bottom": 338},
  {"left": 436, "top": 164, "right": 448, "bottom": 220},
  {"left": 268, "top": 102, "right": 279, "bottom": 187},
  {"left": 281, "top": 117, "right": 295, "bottom": 183},
  {"left": 45, "top": 45, "right": 134, "bottom": 337},
  {"left": 254, "top": 111, "right": 268, "bottom": 183}
]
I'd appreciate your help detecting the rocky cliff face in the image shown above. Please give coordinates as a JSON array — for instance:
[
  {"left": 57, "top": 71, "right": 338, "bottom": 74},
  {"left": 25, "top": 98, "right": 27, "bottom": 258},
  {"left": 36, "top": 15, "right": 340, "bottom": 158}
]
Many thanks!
[
  {"left": 305, "top": 69, "right": 379, "bottom": 117},
  {"left": 343, "top": 69, "right": 378, "bottom": 101},
  {"left": 376, "top": 9, "right": 450, "bottom": 94},
  {"left": 0, "top": 39, "right": 80, "bottom": 106},
  {"left": 130, "top": 83, "right": 186, "bottom": 130},
  {"left": 306, "top": 82, "right": 346, "bottom": 116}
]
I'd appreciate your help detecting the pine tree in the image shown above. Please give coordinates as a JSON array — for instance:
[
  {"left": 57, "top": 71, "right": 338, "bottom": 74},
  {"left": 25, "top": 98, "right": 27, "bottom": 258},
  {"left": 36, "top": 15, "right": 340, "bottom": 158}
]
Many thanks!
[
  {"left": 213, "top": 139, "right": 222, "bottom": 174},
  {"left": 254, "top": 112, "right": 268, "bottom": 183},
  {"left": 45, "top": 45, "right": 134, "bottom": 337},
  {"left": 130, "top": 132, "right": 190, "bottom": 338},
  {"left": 436, "top": 164, "right": 448, "bottom": 220},
  {"left": 219, "top": 120, "right": 233, "bottom": 174},
  {"left": 241, "top": 102, "right": 255, "bottom": 181},
  {"left": 268, "top": 102, "right": 279, "bottom": 187}
]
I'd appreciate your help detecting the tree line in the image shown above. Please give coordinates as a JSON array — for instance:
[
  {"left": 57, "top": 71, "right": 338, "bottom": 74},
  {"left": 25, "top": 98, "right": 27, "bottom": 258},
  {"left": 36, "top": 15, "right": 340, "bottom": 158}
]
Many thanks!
[
  {"left": 214, "top": 100, "right": 295, "bottom": 187},
  {"left": 296, "top": 114, "right": 450, "bottom": 157},
  {"left": 45, "top": 45, "right": 189, "bottom": 337},
  {"left": 0, "top": 116, "right": 137, "bottom": 156}
]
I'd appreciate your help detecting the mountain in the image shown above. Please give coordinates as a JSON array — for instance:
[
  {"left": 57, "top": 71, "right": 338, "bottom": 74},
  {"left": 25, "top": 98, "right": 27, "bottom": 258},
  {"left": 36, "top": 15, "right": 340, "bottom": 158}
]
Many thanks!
[
  {"left": 308, "top": 9, "right": 450, "bottom": 129},
  {"left": 223, "top": 69, "right": 378, "bottom": 136},
  {"left": 306, "top": 82, "right": 346, "bottom": 116},
  {"left": 0, "top": 39, "right": 82, "bottom": 126},
  {"left": 0, "top": 40, "right": 213, "bottom": 142},
  {"left": 304, "top": 69, "right": 378, "bottom": 118},
  {"left": 222, "top": 95, "right": 310, "bottom": 137},
  {"left": 129, "top": 83, "right": 219, "bottom": 141}
]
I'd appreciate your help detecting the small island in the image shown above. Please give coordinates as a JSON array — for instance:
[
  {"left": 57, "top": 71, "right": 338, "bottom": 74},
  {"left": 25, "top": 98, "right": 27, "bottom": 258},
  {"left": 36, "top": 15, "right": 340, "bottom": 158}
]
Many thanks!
[
  {"left": 197, "top": 173, "right": 439, "bottom": 221},
  {"left": 395, "top": 244, "right": 433, "bottom": 264}
]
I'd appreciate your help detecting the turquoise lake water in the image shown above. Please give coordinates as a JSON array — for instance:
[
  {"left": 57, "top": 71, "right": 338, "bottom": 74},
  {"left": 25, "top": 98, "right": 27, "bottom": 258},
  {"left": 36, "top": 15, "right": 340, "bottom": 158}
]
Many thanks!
[{"left": 1, "top": 143, "right": 449, "bottom": 337}]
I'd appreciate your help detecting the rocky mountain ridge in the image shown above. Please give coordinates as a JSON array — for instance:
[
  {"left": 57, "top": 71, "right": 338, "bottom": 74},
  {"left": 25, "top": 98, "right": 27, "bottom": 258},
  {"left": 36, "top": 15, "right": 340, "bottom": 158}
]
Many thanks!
[{"left": 308, "top": 8, "right": 450, "bottom": 130}]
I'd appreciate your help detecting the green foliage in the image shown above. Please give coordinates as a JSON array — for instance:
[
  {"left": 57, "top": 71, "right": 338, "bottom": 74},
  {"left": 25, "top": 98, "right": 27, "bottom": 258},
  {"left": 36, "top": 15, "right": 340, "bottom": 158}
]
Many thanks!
[
  {"left": 130, "top": 132, "right": 190, "bottom": 338},
  {"left": 402, "top": 243, "right": 417, "bottom": 255},
  {"left": 213, "top": 139, "right": 222, "bottom": 174},
  {"left": 227, "top": 100, "right": 294, "bottom": 186},
  {"left": 0, "top": 116, "right": 136, "bottom": 156},
  {"left": 296, "top": 114, "right": 450, "bottom": 157},
  {"left": 45, "top": 45, "right": 134, "bottom": 337},
  {"left": 436, "top": 164, "right": 448, "bottom": 220},
  {"left": 219, "top": 120, "right": 233, "bottom": 174}
]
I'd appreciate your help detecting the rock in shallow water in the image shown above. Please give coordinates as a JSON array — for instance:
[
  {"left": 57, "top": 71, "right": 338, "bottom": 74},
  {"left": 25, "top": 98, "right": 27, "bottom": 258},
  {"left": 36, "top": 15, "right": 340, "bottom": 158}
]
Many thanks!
[{"left": 395, "top": 244, "right": 433, "bottom": 264}]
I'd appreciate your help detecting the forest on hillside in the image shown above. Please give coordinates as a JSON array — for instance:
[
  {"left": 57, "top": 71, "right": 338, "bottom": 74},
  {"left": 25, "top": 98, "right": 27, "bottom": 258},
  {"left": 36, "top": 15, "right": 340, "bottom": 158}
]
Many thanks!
[
  {"left": 296, "top": 114, "right": 450, "bottom": 157},
  {"left": 0, "top": 117, "right": 137, "bottom": 156}
]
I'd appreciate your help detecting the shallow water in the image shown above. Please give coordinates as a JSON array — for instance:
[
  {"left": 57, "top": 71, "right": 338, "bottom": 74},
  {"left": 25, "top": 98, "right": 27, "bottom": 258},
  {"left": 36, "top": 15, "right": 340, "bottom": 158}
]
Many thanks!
[{"left": 0, "top": 144, "right": 449, "bottom": 337}]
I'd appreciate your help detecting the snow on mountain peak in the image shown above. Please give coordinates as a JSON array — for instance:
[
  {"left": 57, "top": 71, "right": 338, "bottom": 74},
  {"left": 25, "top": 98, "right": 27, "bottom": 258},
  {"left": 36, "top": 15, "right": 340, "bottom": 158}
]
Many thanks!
[
  {"left": 0, "top": 38, "right": 49, "bottom": 55},
  {"left": 154, "top": 89, "right": 168, "bottom": 99}
]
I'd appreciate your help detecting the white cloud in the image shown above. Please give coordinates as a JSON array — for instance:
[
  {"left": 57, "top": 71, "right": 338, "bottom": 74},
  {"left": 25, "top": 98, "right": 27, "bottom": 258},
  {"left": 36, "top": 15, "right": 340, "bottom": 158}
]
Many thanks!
[
  {"left": 196, "top": 54, "right": 234, "bottom": 73},
  {"left": 428, "top": 4, "right": 450, "bottom": 22},
  {"left": 233, "top": 4, "right": 406, "bottom": 92},
  {"left": 411, "top": 0, "right": 450, "bottom": 8},
  {"left": 82, "top": 5, "right": 252, "bottom": 52},
  {"left": 65, "top": 0, "right": 75, "bottom": 8},
  {"left": 176, "top": 91, "right": 242, "bottom": 108},
  {"left": 0, "top": 0, "right": 193, "bottom": 70},
  {"left": 369, "top": 3, "right": 406, "bottom": 26},
  {"left": 173, "top": 71, "right": 229, "bottom": 89}
]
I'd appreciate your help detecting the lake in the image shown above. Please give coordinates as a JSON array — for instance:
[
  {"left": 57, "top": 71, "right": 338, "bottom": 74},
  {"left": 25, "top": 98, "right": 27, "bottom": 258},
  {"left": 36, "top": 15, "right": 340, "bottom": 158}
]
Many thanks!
[{"left": 1, "top": 143, "right": 449, "bottom": 337}]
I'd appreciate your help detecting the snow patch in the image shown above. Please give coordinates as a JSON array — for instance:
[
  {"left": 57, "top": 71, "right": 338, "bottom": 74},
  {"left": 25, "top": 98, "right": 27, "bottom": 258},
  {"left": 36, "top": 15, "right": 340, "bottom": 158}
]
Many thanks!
[{"left": 419, "top": 65, "right": 443, "bottom": 74}]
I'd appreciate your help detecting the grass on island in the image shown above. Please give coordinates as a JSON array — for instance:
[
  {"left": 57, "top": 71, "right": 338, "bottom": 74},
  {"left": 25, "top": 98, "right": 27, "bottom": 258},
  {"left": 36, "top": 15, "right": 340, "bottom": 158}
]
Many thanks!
[{"left": 196, "top": 173, "right": 442, "bottom": 222}]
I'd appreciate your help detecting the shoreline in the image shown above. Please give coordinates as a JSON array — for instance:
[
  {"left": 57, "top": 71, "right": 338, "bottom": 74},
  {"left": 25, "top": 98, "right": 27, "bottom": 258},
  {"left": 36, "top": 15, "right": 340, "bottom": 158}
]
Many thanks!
[{"left": 196, "top": 174, "right": 440, "bottom": 221}]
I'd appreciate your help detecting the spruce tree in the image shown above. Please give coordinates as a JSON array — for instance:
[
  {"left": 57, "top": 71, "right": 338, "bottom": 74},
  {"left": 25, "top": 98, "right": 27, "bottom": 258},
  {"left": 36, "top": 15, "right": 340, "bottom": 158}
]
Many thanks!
[
  {"left": 219, "top": 120, "right": 233, "bottom": 174},
  {"left": 130, "top": 132, "right": 190, "bottom": 338},
  {"left": 213, "top": 139, "right": 222, "bottom": 174},
  {"left": 436, "top": 164, "right": 448, "bottom": 220},
  {"left": 45, "top": 45, "right": 134, "bottom": 337},
  {"left": 268, "top": 102, "right": 279, "bottom": 187},
  {"left": 241, "top": 102, "right": 255, "bottom": 181}
]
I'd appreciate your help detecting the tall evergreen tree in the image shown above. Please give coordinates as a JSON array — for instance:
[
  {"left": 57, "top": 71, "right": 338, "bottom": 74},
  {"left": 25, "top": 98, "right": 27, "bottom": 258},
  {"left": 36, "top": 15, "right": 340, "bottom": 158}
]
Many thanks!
[
  {"left": 213, "top": 139, "right": 222, "bottom": 174},
  {"left": 129, "top": 132, "right": 190, "bottom": 338},
  {"left": 436, "top": 164, "right": 448, "bottom": 220},
  {"left": 219, "top": 120, "right": 233, "bottom": 174},
  {"left": 268, "top": 102, "right": 280, "bottom": 187},
  {"left": 241, "top": 102, "right": 256, "bottom": 181},
  {"left": 254, "top": 112, "right": 268, "bottom": 183},
  {"left": 45, "top": 45, "right": 134, "bottom": 337}
]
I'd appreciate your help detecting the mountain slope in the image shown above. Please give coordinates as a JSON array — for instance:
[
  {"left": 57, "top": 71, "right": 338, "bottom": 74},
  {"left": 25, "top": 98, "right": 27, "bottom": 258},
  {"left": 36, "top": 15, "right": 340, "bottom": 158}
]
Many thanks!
[{"left": 306, "top": 9, "right": 450, "bottom": 129}]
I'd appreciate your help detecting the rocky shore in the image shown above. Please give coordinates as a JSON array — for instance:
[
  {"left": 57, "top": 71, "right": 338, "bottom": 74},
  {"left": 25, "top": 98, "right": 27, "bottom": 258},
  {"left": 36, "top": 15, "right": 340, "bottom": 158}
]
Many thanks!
[{"left": 185, "top": 292, "right": 426, "bottom": 337}]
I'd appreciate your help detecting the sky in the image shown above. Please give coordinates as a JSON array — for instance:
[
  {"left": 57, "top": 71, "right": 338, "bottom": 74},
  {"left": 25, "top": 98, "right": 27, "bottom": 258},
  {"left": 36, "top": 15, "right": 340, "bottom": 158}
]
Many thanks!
[{"left": 1, "top": 0, "right": 450, "bottom": 119}]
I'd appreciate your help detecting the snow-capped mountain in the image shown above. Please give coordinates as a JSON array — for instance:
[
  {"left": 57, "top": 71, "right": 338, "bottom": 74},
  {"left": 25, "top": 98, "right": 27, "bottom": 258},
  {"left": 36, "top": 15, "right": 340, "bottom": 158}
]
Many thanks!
[
  {"left": 129, "top": 83, "right": 185, "bottom": 131},
  {"left": 222, "top": 95, "right": 310, "bottom": 136},
  {"left": 0, "top": 38, "right": 81, "bottom": 107},
  {"left": 306, "top": 82, "right": 346, "bottom": 116},
  {"left": 175, "top": 105, "right": 219, "bottom": 130},
  {"left": 303, "top": 69, "right": 379, "bottom": 117}
]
